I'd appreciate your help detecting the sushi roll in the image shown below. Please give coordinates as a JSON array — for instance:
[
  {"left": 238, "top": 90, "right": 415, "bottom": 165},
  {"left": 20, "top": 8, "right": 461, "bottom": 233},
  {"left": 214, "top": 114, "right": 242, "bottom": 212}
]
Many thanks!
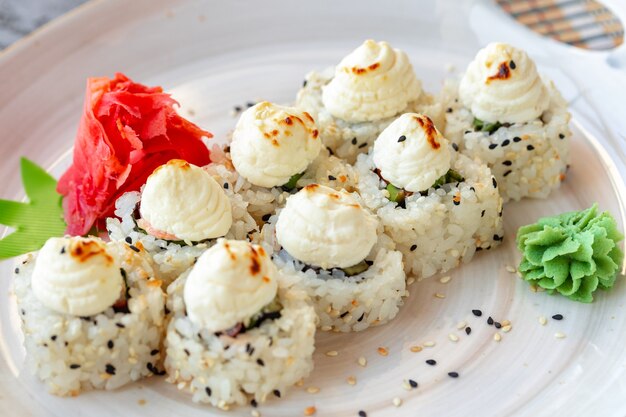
[
  {"left": 355, "top": 113, "right": 504, "bottom": 278},
  {"left": 296, "top": 39, "right": 444, "bottom": 163},
  {"left": 13, "top": 236, "right": 166, "bottom": 396},
  {"left": 442, "top": 42, "right": 571, "bottom": 202},
  {"left": 260, "top": 184, "right": 407, "bottom": 332},
  {"left": 107, "top": 159, "right": 257, "bottom": 283},
  {"left": 164, "top": 239, "right": 316, "bottom": 409},
  {"left": 206, "top": 101, "right": 359, "bottom": 222}
]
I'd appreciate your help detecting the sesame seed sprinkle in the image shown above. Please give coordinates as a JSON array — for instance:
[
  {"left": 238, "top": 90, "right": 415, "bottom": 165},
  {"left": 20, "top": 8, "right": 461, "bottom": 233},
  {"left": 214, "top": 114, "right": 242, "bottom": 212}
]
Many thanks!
[
  {"left": 397, "top": 135, "right": 407, "bottom": 143},
  {"left": 465, "top": 327, "right": 472, "bottom": 335},
  {"left": 410, "top": 345, "right": 422, "bottom": 353},
  {"left": 251, "top": 410, "right": 261, "bottom": 417},
  {"left": 456, "top": 321, "right": 467, "bottom": 329},
  {"left": 506, "top": 265, "right": 516, "bottom": 273},
  {"left": 527, "top": 144, "right": 535, "bottom": 151},
  {"left": 325, "top": 350, "right": 338, "bottom": 357},
  {"left": 358, "top": 411, "right": 367, "bottom": 417},
  {"left": 410, "top": 244, "right": 417, "bottom": 251},
  {"left": 407, "top": 277, "right": 415, "bottom": 285},
  {"left": 488, "top": 143, "right": 498, "bottom": 150},
  {"left": 513, "top": 136, "right": 521, "bottom": 142},
  {"left": 377, "top": 347, "right": 389, "bottom": 356},
  {"left": 392, "top": 397, "right": 402, "bottom": 407},
  {"left": 423, "top": 341, "right": 436, "bottom": 347},
  {"left": 307, "top": 386, "right": 320, "bottom": 394},
  {"left": 552, "top": 314, "right": 564, "bottom": 320},
  {"left": 487, "top": 317, "right": 494, "bottom": 325},
  {"left": 448, "top": 372, "right": 460, "bottom": 378},
  {"left": 555, "top": 332, "right": 566, "bottom": 339},
  {"left": 472, "top": 309, "right": 482, "bottom": 317},
  {"left": 440, "top": 276, "right": 451, "bottom": 284},
  {"left": 539, "top": 316, "right": 547, "bottom": 325},
  {"left": 494, "top": 333, "right": 502, "bottom": 342},
  {"left": 358, "top": 356, "right": 367, "bottom": 367},
  {"left": 434, "top": 293, "right": 446, "bottom": 299},
  {"left": 304, "top": 406, "right": 316, "bottom": 416},
  {"left": 273, "top": 389, "right": 281, "bottom": 398},
  {"left": 426, "top": 359, "right": 437, "bottom": 366},
  {"left": 408, "top": 379, "right": 418, "bottom": 388},
  {"left": 502, "top": 325, "right": 512, "bottom": 333},
  {"left": 448, "top": 333, "right": 459, "bottom": 342},
  {"left": 351, "top": 138, "right": 357, "bottom": 145},
  {"left": 501, "top": 139, "right": 510, "bottom": 147},
  {"left": 347, "top": 376, "right": 357, "bottom": 385},
  {"left": 494, "top": 322, "right": 502, "bottom": 329}
]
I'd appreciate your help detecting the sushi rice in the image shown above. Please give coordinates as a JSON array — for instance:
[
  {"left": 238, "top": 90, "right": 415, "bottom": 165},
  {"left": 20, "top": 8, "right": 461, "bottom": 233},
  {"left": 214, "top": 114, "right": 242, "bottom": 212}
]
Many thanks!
[
  {"left": 13, "top": 243, "right": 165, "bottom": 396},
  {"left": 259, "top": 216, "right": 407, "bottom": 332},
  {"left": 164, "top": 273, "right": 316, "bottom": 408},
  {"left": 442, "top": 78, "right": 571, "bottom": 202},
  {"left": 355, "top": 148, "right": 504, "bottom": 278}
]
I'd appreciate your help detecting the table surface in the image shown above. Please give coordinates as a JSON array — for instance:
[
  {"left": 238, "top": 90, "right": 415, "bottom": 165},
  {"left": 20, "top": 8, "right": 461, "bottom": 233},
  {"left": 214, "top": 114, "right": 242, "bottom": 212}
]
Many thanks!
[{"left": 0, "top": 0, "right": 86, "bottom": 49}]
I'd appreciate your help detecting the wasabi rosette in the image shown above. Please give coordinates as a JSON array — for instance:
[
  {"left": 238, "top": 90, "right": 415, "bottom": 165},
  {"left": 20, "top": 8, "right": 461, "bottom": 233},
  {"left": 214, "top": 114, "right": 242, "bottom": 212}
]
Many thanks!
[
  {"left": 296, "top": 39, "right": 444, "bottom": 163},
  {"left": 517, "top": 204, "right": 624, "bottom": 303},
  {"left": 106, "top": 159, "right": 257, "bottom": 284},
  {"left": 355, "top": 113, "right": 504, "bottom": 278},
  {"left": 164, "top": 239, "right": 316, "bottom": 409},
  {"left": 442, "top": 42, "right": 571, "bottom": 202},
  {"left": 206, "top": 101, "right": 359, "bottom": 222},
  {"left": 14, "top": 236, "right": 166, "bottom": 396},
  {"left": 260, "top": 184, "right": 407, "bottom": 332}
]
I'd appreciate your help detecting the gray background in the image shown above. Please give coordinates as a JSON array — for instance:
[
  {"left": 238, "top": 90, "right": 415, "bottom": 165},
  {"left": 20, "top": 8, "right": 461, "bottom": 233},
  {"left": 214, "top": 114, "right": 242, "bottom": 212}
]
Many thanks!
[{"left": 0, "top": 0, "right": 86, "bottom": 49}]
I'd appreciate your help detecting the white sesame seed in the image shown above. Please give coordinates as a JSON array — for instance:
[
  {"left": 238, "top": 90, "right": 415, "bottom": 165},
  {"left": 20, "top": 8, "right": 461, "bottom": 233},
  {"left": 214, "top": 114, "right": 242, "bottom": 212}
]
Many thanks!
[
  {"left": 320, "top": 325, "right": 332, "bottom": 331},
  {"left": 295, "top": 379, "right": 304, "bottom": 387},
  {"left": 423, "top": 341, "right": 436, "bottom": 348},
  {"left": 517, "top": 271, "right": 523, "bottom": 278},
  {"left": 501, "top": 320, "right": 511, "bottom": 326},
  {"left": 346, "top": 376, "right": 357, "bottom": 386},
  {"left": 325, "top": 350, "right": 338, "bottom": 357},
  {"left": 306, "top": 386, "right": 320, "bottom": 394},
  {"left": 555, "top": 332, "right": 566, "bottom": 339},
  {"left": 456, "top": 321, "right": 467, "bottom": 330},
  {"left": 392, "top": 397, "right": 403, "bottom": 407},
  {"left": 402, "top": 380, "right": 412, "bottom": 391},
  {"left": 506, "top": 265, "right": 516, "bottom": 273},
  {"left": 251, "top": 410, "right": 261, "bottom": 417},
  {"left": 448, "top": 333, "right": 459, "bottom": 342},
  {"left": 434, "top": 293, "right": 446, "bottom": 299},
  {"left": 530, "top": 284, "right": 538, "bottom": 293},
  {"left": 357, "top": 356, "right": 367, "bottom": 367},
  {"left": 502, "top": 325, "right": 512, "bottom": 333},
  {"left": 539, "top": 316, "right": 547, "bottom": 326},
  {"left": 439, "top": 276, "right": 451, "bottom": 284},
  {"left": 407, "top": 277, "right": 416, "bottom": 285},
  {"left": 494, "top": 333, "right": 502, "bottom": 342},
  {"left": 410, "top": 345, "right": 422, "bottom": 353}
]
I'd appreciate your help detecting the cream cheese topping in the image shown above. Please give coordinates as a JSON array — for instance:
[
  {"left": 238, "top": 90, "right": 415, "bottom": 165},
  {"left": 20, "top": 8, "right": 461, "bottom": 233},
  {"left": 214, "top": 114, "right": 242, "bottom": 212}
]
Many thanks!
[
  {"left": 322, "top": 40, "right": 422, "bottom": 122},
  {"left": 230, "top": 101, "right": 322, "bottom": 188},
  {"left": 373, "top": 113, "right": 451, "bottom": 192},
  {"left": 275, "top": 184, "right": 378, "bottom": 269},
  {"left": 139, "top": 159, "right": 232, "bottom": 242},
  {"left": 184, "top": 239, "right": 278, "bottom": 332},
  {"left": 31, "top": 237, "right": 123, "bottom": 316},
  {"left": 459, "top": 42, "right": 550, "bottom": 123}
]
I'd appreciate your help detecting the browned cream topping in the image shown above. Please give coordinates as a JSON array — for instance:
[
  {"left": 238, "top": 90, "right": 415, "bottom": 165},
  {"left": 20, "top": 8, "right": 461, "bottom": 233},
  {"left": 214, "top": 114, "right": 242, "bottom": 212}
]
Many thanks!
[
  {"left": 486, "top": 61, "right": 511, "bottom": 84},
  {"left": 414, "top": 115, "right": 441, "bottom": 150},
  {"left": 69, "top": 240, "right": 113, "bottom": 264}
]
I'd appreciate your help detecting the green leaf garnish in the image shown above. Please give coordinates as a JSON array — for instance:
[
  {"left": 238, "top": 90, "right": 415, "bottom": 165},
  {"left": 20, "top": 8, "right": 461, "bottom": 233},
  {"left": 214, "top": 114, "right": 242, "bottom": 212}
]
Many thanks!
[
  {"left": 342, "top": 260, "right": 370, "bottom": 277},
  {"left": 472, "top": 117, "right": 502, "bottom": 134},
  {"left": 431, "top": 169, "right": 465, "bottom": 189},
  {"left": 386, "top": 183, "right": 405, "bottom": 203},
  {"left": 281, "top": 172, "right": 304, "bottom": 191},
  {"left": 0, "top": 158, "right": 66, "bottom": 259}
]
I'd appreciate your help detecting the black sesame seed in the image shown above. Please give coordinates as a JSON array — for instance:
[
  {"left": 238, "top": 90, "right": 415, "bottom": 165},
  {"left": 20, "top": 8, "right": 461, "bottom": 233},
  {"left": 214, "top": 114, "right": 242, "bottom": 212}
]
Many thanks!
[
  {"left": 20, "top": 309, "right": 25, "bottom": 315},
  {"left": 487, "top": 316, "right": 494, "bottom": 325},
  {"left": 125, "top": 236, "right": 132, "bottom": 244},
  {"left": 410, "top": 244, "right": 417, "bottom": 251},
  {"left": 426, "top": 359, "right": 437, "bottom": 366},
  {"left": 501, "top": 139, "right": 510, "bottom": 147},
  {"left": 494, "top": 322, "right": 502, "bottom": 329},
  {"left": 446, "top": 107, "right": 453, "bottom": 113},
  {"left": 448, "top": 372, "right": 459, "bottom": 378},
  {"left": 251, "top": 399, "right": 258, "bottom": 407},
  {"left": 340, "top": 311, "right": 349, "bottom": 318},
  {"left": 164, "top": 306, "right": 171, "bottom": 315},
  {"left": 452, "top": 143, "right": 459, "bottom": 151},
  {"left": 107, "top": 340, "right": 114, "bottom": 349},
  {"left": 60, "top": 247, "right": 66, "bottom": 254},
  {"left": 65, "top": 342, "right": 68, "bottom": 346},
  {"left": 146, "top": 363, "right": 155, "bottom": 373},
  {"left": 224, "top": 183, "right": 229, "bottom": 189},
  {"left": 552, "top": 314, "right": 564, "bottom": 320},
  {"left": 481, "top": 209, "right": 485, "bottom": 218},
  {"left": 503, "top": 170, "right": 512, "bottom": 177},
  {"left": 51, "top": 335, "right": 57, "bottom": 341},
  {"left": 492, "top": 177, "right": 498, "bottom": 188},
  {"left": 513, "top": 136, "right": 521, "bottom": 142},
  {"left": 527, "top": 144, "right": 535, "bottom": 151},
  {"left": 358, "top": 143, "right": 368, "bottom": 149},
  {"left": 408, "top": 379, "right": 418, "bottom": 388},
  {"left": 116, "top": 323, "right": 125, "bottom": 328},
  {"left": 397, "top": 135, "right": 407, "bottom": 143},
  {"left": 302, "top": 80, "right": 308, "bottom": 88},
  {"left": 246, "top": 102, "right": 255, "bottom": 108},
  {"left": 488, "top": 143, "right": 498, "bottom": 150},
  {"left": 205, "top": 386, "right": 212, "bottom": 396},
  {"left": 234, "top": 105, "right": 242, "bottom": 112},
  {"left": 151, "top": 349, "right": 159, "bottom": 356},
  {"left": 69, "top": 364, "right": 81, "bottom": 369},
  {"left": 328, "top": 175, "right": 337, "bottom": 181},
  {"left": 472, "top": 309, "right": 482, "bottom": 317},
  {"left": 509, "top": 60, "right": 516, "bottom": 70},
  {"left": 105, "top": 364, "right": 116, "bottom": 375},
  {"left": 261, "top": 214, "right": 271, "bottom": 222},
  {"left": 357, "top": 313, "right": 365, "bottom": 322},
  {"left": 273, "top": 389, "right": 281, "bottom": 398},
  {"left": 465, "top": 327, "right": 472, "bottom": 335},
  {"left": 14, "top": 267, "right": 19, "bottom": 274},
  {"left": 257, "top": 359, "right": 265, "bottom": 367},
  {"left": 465, "top": 130, "right": 472, "bottom": 134},
  {"left": 365, "top": 260, "right": 374, "bottom": 266},
  {"left": 43, "top": 343, "right": 48, "bottom": 347},
  {"left": 129, "top": 245, "right": 140, "bottom": 252},
  {"left": 502, "top": 160, "right": 512, "bottom": 166},
  {"left": 351, "top": 137, "right": 357, "bottom": 145},
  {"left": 358, "top": 411, "right": 367, "bottom": 417},
  {"left": 559, "top": 133, "right": 565, "bottom": 139}
]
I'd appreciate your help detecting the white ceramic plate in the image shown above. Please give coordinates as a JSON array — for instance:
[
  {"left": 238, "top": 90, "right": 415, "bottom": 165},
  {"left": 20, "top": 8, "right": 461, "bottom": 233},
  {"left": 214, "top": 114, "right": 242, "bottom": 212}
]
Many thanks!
[{"left": 1, "top": 1, "right": 625, "bottom": 416}]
